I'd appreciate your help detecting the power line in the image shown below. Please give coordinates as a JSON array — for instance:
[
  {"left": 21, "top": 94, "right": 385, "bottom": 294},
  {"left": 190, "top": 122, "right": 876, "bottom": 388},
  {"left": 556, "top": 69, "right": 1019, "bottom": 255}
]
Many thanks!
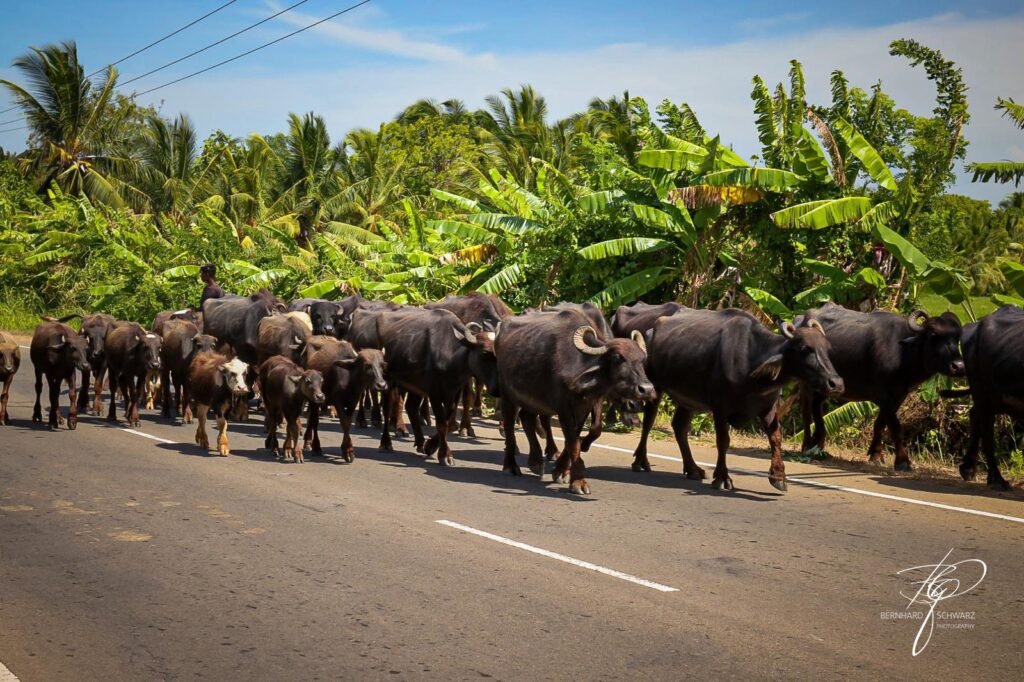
[
  {"left": 0, "top": 124, "right": 29, "bottom": 134},
  {"left": 86, "top": 0, "right": 241, "bottom": 78},
  {"left": 0, "top": 1, "right": 241, "bottom": 117},
  {"left": 133, "top": 0, "right": 372, "bottom": 98}
]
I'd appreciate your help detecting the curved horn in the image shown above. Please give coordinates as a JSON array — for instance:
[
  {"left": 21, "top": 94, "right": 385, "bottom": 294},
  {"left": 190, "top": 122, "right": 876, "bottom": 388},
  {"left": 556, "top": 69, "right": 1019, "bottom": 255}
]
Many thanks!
[
  {"left": 807, "top": 319, "right": 825, "bottom": 337},
  {"left": 453, "top": 325, "right": 477, "bottom": 344},
  {"left": 780, "top": 322, "right": 796, "bottom": 339},
  {"left": 630, "top": 329, "right": 647, "bottom": 355},
  {"left": 294, "top": 335, "right": 303, "bottom": 345},
  {"left": 466, "top": 322, "right": 483, "bottom": 335},
  {"left": 907, "top": 310, "right": 928, "bottom": 331},
  {"left": 573, "top": 326, "right": 608, "bottom": 355}
]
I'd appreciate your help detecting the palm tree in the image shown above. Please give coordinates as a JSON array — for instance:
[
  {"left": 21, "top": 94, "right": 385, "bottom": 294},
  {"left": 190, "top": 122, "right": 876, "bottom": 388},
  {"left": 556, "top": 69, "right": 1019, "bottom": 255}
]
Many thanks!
[
  {"left": 137, "top": 113, "right": 198, "bottom": 218},
  {"left": 968, "top": 98, "right": 1024, "bottom": 186},
  {"left": 476, "top": 85, "right": 566, "bottom": 188},
  {"left": 280, "top": 112, "right": 339, "bottom": 246},
  {"left": 396, "top": 98, "right": 469, "bottom": 124},
  {"left": 0, "top": 41, "right": 131, "bottom": 205},
  {"left": 586, "top": 91, "right": 642, "bottom": 165},
  {"left": 335, "top": 126, "right": 407, "bottom": 236}
]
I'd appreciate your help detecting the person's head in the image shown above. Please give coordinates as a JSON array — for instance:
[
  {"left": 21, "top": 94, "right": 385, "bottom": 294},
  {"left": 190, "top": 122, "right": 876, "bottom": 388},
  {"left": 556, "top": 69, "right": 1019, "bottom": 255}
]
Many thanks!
[{"left": 200, "top": 263, "right": 217, "bottom": 284}]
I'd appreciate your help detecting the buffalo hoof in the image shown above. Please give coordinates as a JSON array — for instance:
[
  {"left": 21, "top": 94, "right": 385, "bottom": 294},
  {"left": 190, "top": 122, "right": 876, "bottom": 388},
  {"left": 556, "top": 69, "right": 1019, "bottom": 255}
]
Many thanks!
[
  {"left": 503, "top": 464, "right": 522, "bottom": 476},
  {"left": 344, "top": 449, "right": 355, "bottom": 464},
  {"left": 552, "top": 470, "right": 567, "bottom": 484},
  {"left": 32, "top": 413, "right": 42, "bottom": 423},
  {"left": 569, "top": 479, "right": 591, "bottom": 495},
  {"left": 684, "top": 466, "right": 706, "bottom": 480},
  {"left": 49, "top": 423, "right": 59, "bottom": 432},
  {"left": 438, "top": 455, "right": 454, "bottom": 467},
  {"left": 528, "top": 461, "right": 544, "bottom": 477},
  {"left": 894, "top": 459, "right": 913, "bottom": 472},
  {"left": 712, "top": 476, "right": 734, "bottom": 491},
  {"left": 379, "top": 444, "right": 393, "bottom": 453},
  {"left": 769, "top": 477, "right": 788, "bottom": 493},
  {"left": 960, "top": 464, "right": 977, "bottom": 481},
  {"left": 423, "top": 438, "right": 439, "bottom": 456},
  {"left": 868, "top": 454, "right": 885, "bottom": 465},
  {"left": 68, "top": 420, "right": 77, "bottom": 431},
  {"left": 988, "top": 474, "right": 1010, "bottom": 490},
  {"left": 631, "top": 459, "right": 652, "bottom": 473}
]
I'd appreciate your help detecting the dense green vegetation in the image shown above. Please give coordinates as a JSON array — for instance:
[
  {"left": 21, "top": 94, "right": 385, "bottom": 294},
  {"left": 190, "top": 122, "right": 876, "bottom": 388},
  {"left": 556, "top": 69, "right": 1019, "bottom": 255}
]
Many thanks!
[{"left": 2, "top": 39, "right": 1022, "bottom": 325}]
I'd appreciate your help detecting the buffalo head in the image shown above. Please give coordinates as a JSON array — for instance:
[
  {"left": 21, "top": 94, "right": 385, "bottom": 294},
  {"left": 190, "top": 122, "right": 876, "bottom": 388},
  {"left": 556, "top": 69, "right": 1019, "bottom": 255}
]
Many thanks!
[
  {"left": 571, "top": 326, "right": 656, "bottom": 401},
  {"left": 140, "top": 332, "right": 163, "bottom": 371},
  {"left": 220, "top": 358, "right": 250, "bottom": 396},
  {"left": 454, "top": 322, "right": 499, "bottom": 398},
  {"left": 290, "top": 369, "right": 326, "bottom": 405},
  {"left": 905, "top": 310, "right": 965, "bottom": 377},
  {"left": 757, "top": 318, "right": 844, "bottom": 396}
]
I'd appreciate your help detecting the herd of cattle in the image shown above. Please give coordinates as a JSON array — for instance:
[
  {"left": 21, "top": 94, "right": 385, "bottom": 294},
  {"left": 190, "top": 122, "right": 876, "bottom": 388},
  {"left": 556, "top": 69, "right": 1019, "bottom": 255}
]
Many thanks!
[{"left": 2, "top": 290, "right": 1022, "bottom": 494}]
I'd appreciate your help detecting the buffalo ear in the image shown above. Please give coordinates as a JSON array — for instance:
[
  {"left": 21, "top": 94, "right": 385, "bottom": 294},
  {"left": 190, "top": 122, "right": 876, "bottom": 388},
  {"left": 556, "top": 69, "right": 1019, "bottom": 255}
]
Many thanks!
[
  {"left": 751, "top": 354, "right": 784, "bottom": 381},
  {"left": 49, "top": 334, "right": 67, "bottom": 350},
  {"left": 568, "top": 366, "right": 602, "bottom": 395},
  {"left": 288, "top": 374, "right": 304, "bottom": 384},
  {"left": 181, "top": 337, "right": 194, "bottom": 360},
  {"left": 333, "top": 358, "right": 358, "bottom": 368}
]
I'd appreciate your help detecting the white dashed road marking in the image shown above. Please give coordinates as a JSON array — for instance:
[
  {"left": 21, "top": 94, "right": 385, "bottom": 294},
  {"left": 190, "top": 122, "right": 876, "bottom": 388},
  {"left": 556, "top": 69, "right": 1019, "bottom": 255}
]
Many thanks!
[{"left": 436, "top": 519, "right": 678, "bottom": 592}]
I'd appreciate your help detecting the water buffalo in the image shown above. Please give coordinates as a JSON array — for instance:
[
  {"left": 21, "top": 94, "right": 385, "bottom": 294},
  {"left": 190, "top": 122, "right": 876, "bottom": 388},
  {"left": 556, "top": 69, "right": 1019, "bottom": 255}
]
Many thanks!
[
  {"left": 105, "top": 323, "right": 163, "bottom": 427},
  {"left": 259, "top": 356, "right": 325, "bottom": 464},
  {"left": 202, "top": 289, "right": 284, "bottom": 364},
  {"left": 610, "top": 301, "right": 687, "bottom": 337},
  {"left": 0, "top": 332, "right": 21, "bottom": 425},
  {"left": 256, "top": 313, "right": 311, "bottom": 365},
  {"left": 188, "top": 352, "right": 249, "bottom": 456},
  {"left": 289, "top": 298, "right": 344, "bottom": 337},
  {"left": 30, "top": 316, "right": 91, "bottom": 430},
  {"left": 633, "top": 309, "right": 843, "bottom": 492},
  {"left": 302, "top": 337, "right": 388, "bottom": 462},
  {"left": 496, "top": 308, "right": 655, "bottom": 495},
  {"left": 74, "top": 313, "right": 119, "bottom": 416},
  {"left": 375, "top": 308, "right": 498, "bottom": 464},
  {"left": 944, "top": 306, "right": 1022, "bottom": 489},
  {"left": 160, "top": 319, "right": 216, "bottom": 423},
  {"left": 798, "top": 303, "right": 964, "bottom": 471},
  {"left": 152, "top": 308, "right": 202, "bottom": 335}
]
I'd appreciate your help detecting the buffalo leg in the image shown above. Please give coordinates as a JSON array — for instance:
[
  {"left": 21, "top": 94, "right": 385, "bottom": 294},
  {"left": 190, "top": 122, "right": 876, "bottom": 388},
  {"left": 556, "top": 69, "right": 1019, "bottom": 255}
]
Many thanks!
[
  {"left": 290, "top": 414, "right": 304, "bottom": 464},
  {"left": 370, "top": 389, "right": 383, "bottom": 426},
  {"left": 977, "top": 407, "right": 1009, "bottom": 489},
  {"left": 195, "top": 404, "right": 210, "bottom": 451},
  {"left": 426, "top": 393, "right": 453, "bottom": 466},
  {"left": 404, "top": 392, "right": 427, "bottom": 454},
  {"left": 66, "top": 373, "right": 79, "bottom": 430},
  {"left": 392, "top": 390, "right": 408, "bottom": 437},
  {"left": 888, "top": 411, "right": 912, "bottom": 472},
  {"left": 182, "top": 377, "right": 193, "bottom": 424},
  {"left": 161, "top": 368, "right": 173, "bottom": 418},
  {"left": 763, "top": 412, "right": 787, "bottom": 492},
  {"left": 92, "top": 366, "right": 105, "bottom": 416},
  {"left": 356, "top": 390, "right": 369, "bottom": 428},
  {"left": 711, "top": 412, "right": 734, "bottom": 491},
  {"left": 472, "top": 380, "right": 484, "bottom": 417},
  {"left": 960, "top": 405, "right": 982, "bottom": 481},
  {"left": 0, "top": 376, "right": 11, "bottom": 424},
  {"left": 77, "top": 368, "right": 91, "bottom": 413},
  {"left": 554, "top": 413, "right": 589, "bottom": 495},
  {"left": 458, "top": 382, "right": 476, "bottom": 438},
  {"left": 538, "top": 415, "right": 559, "bottom": 460},
  {"left": 304, "top": 402, "right": 321, "bottom": 454},
  {"left": 580, "top": 402, "right": 603, "bottom": 452},
  {"left": 132, "top": 374, "right": 145, "bottom": 427},
  {"left": 340, "top": 405, "right": 355, "bottom": 463},
  {"left": 501, "top": 399, "right": 521, "bottom": 475},
  {"left": 630, "top": 393, "right": 661, "bottom": 472},
  {"left": 265, "top": 407, "right": 282, "bottom": 458},
  {"left": 520, "top": 412, "right": 545, "bottom": 475},
  {"left": 672, "top": 406, "right": 705, "bottom": 480},
  {"left": 32, "top": 367, "right": 43, "bottom": 423},
  {"left": 106, "top": 369, "right": 119, "bottom": 422},
  {"left": 216, "top": 414, "right": 230, "bottom": 456},
  {"left": 47, "top": 376, "right": 61, "bottom": 429},
  {"left": 799, "top": 389, "right": 815, "bottom": 452},
  {"left": 866, "top": 413, "right": 887, "bottom": 463}
]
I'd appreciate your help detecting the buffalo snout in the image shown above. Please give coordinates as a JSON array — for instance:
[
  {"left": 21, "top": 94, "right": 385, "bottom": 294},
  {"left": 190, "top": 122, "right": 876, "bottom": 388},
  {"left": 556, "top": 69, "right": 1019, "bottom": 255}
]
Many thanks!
[
  {"left": 826, "top": 375, "right": 845, "bottom": 396},
  {"left": 635, "top": 382, "right": 657, "bottom": 401},
  {"left": 374, "top": 380, "right": 388, "bottom": 392},
  {"left": 949, "top": 359, "right": 966, "bottom": 376},
  {"left": 312, "top": 392, "right": 326, "bottom": 404}
]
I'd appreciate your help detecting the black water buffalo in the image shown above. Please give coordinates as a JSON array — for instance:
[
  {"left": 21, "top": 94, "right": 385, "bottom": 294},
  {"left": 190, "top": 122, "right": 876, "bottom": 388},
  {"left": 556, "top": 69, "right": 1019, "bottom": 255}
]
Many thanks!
[
  {"left": 610, "top": 301, "right": 687, "bottom": 337},
  {"left": 496, "top": 308, "right": 655, "bottom": 495},
  {"left": 798, "top": 303, "right": 964, "bottom": 471},
  {"left": 303, "top": 337, "right": 388, "bottom": 462},
  {"left": 346, "top": 306, "right": 406, "bottom": 430},
  {"left": 105, "top": 323, "right": 163, "bottom": 427},
  {"left": 289, "top": 298, "right": 344, "bottom": 337},
  {"left": 259, "top": 356, "right": 325, "bottom": 463},
  {"left": 0, "top": 332, "right": 21, "bottom": 425},
  {"left": 255, "top": 313, "right": 310, "bottom": 365},
  {"left": 160, "top": 319, "right": 216, "bottom": 423},
  {"left": 633, "top": 309, "right": 843, "bottom": 492},
  {"left": 75, "top": 313, "right": 119, "bottom": 416},
  {"left": 427, "top": 292, "right": 515, "bottom": 436},
  {"left": 188, "top": 352, "right": 249, "bottom": 456},
  {"left": 152, "top": 308, "right": 202, "bottom": 335},
  {"left": 30, "top": 316, "right": 91, "bottom": 430},
  {"left": 202, "top": 290, "right": 284, "bottom": 364},
  {"left": 375, "top": 308, "right": 498, "bottom": 464},
  {"left": 944, "top": 306, "right": 1023, "bottom": 489}
]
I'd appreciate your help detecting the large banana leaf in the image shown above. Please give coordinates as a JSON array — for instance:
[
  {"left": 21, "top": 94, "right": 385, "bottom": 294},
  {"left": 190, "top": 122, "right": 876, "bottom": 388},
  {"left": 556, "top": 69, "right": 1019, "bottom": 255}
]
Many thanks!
[
  {"left": 871, "top": 223, "right": 931, "bottom": 278},
  {"left": 428, "top": 219, "right": 505, "bottom": 246},
  {"left": 802, "top": 258, "right": 846, "bottom": 280},
  {"left": 771, "top": 197, "right": 873, "bottom": 229},
  {"left": 162, "top": 265, "right": 200, "bottom": 278},
  {"left": 637, "top": 149, "right": 705, "bottom": 173},
  {"left": 631, "top": 203, "right": 694, "bottom": 238},
  {"left": 991, "top": 293, "right": 1024, "bottom": 307},
  {"left": 967, "top": 161, "right": 1024, "bottom": 186},
  {"left": 325, "top": 221, "right": 383, "bottom": 243},
  {"left": 577, "top": 237, "right": 674, "bottom": 260},
  {"left": 466, "top": 213, "right": 546, "bottom": 235},
  {"left": 578, "top": 190, "right": 625, "bottom": 214},
  {"left": 743, "top": 287, "right": 791, "bottom": 318},
  {"left": 792, "top": 401, "right": 878, "bottom": 443},
  {"left": 996, "top": 97, "right": 1024, "bottom": 129},
  {"left": 830, "top": 117, "right": 898, "bottom": 191},
  {"left": 794, "top": 126, "right": 833, "bottom": 184},
  {"left": 298, "top": 279, "right": 341, "bottom": 299},
  {"left": 430, "top": 189, "right": 481, "bottom": 212},
  {"left": 998, "top": 259, "right": 1024, "bottom": 295},
  {"left": 477, "top": 263, "right": 524, "bottom": 294},
  {"left": 701, "top": 167, "right": 803, "bottom": 191},
  {"left": 587, "top": 267, "right": 670, "bottom": 311}
]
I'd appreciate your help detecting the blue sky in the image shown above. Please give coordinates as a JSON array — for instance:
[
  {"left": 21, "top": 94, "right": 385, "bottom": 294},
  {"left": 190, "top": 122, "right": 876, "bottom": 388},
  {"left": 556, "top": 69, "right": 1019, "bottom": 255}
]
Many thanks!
[{"left": 1, "top": 1, "right": 1022, "bottom": 202}]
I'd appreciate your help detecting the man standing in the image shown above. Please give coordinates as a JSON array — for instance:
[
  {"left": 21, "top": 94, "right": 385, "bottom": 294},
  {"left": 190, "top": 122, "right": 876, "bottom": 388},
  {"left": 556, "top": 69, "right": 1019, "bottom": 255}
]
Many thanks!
[{"left": 199, "top": 263, "right": 224, "bottom": 308}]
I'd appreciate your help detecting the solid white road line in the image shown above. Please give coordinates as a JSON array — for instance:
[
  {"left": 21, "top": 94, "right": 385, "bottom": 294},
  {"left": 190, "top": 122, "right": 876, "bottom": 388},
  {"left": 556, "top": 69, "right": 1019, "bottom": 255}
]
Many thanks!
[
  {"left": 436, "top": 519, "right": 678, "bottom": 592},
  {"left": 0, "top": 660, "right": 20, "bottom": 681},
  {"left": 121, "top": 428, "right": 176, "bottom": 445},
  {"left": 556, "top": 437, "right": 1024, "bottom": 525}
]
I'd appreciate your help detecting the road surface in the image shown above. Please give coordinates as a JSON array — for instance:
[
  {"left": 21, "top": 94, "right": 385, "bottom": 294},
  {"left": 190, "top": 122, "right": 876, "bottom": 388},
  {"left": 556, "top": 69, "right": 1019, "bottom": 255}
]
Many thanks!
[{"left": 0, "top": 347, "right": 1022, "bottom": 680}]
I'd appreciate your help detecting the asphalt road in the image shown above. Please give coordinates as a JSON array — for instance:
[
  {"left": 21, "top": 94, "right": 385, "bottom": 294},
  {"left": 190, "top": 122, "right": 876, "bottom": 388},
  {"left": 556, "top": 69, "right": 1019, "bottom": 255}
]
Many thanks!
[{"left": 1, "top": 347, "right": 1022, "bottom": 681}]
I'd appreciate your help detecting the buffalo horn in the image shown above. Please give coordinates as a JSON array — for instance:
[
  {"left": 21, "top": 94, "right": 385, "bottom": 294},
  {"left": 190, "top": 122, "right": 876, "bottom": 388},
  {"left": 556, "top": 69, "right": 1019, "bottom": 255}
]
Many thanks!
[
  {"left": 780, "top": 322, "right": 797, "bottom": 339},
  {"left": 573, "top": 326, "right": 607, "bottom": 355},
  {"left": 630, "top": 329, "right": 647, "bottom": 355},
  {"left": 807, "top": 319, "right": 825, "bottom": 336},
  {"left": 908, "top": 310, "right": 928, "bottom": 331}
]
